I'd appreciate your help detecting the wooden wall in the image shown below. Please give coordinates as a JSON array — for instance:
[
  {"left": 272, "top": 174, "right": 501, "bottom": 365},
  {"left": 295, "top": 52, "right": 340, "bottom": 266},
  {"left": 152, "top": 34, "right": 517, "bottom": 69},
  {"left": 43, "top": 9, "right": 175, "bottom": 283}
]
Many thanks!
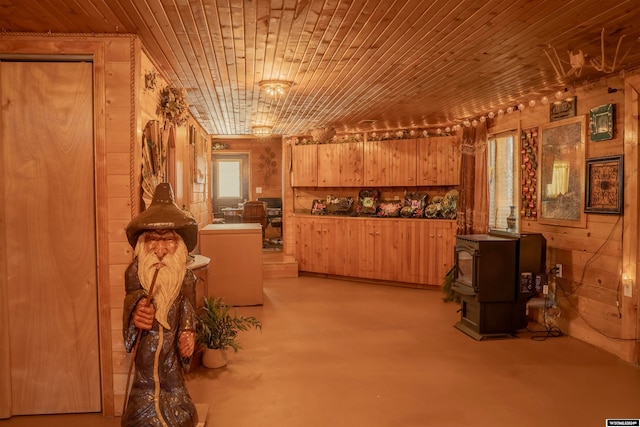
[
  {"left": 489, "top": 75, "right": 638, "bottom": 364},
  {"left": 0, "top": 34, "right": 213, "bottom": 418},
  {"left": 0, "top": 33, "right": 139, "bottom": 417}
]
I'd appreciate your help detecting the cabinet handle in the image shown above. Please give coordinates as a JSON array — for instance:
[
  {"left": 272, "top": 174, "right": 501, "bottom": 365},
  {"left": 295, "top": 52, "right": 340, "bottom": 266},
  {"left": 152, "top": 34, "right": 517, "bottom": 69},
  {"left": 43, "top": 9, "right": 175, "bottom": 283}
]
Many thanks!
[{"left": 369, "top": 231, "right": 374, "bottom": 236}]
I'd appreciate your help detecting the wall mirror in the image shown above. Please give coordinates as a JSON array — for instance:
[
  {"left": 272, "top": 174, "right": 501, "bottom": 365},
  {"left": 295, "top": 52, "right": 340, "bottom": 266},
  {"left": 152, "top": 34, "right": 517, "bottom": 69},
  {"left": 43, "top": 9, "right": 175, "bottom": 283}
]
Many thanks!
[{"left": 538, "top": 115, "right": 586, "bottom": 228}]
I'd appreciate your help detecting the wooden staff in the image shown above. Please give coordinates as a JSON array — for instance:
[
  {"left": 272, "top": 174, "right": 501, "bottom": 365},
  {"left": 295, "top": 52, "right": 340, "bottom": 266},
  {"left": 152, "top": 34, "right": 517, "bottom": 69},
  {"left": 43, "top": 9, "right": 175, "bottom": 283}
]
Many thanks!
[{"left": 122, "top": 266, "right": 160, "bottom": 416}]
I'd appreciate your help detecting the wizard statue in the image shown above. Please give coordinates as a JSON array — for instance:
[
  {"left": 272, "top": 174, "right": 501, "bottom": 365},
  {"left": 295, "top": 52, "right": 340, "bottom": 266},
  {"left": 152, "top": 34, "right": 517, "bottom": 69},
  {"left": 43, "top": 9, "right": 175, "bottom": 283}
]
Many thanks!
[{"left": 122, "top": 183, "right": 199, "bottom": 426}]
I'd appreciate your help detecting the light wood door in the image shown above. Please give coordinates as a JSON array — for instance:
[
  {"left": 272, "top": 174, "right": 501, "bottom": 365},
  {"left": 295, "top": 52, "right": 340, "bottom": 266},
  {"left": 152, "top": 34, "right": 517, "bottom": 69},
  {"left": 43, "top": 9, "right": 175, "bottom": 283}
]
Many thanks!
[
  {"left": 317, "top": 143, "right": 341, "bottom": 187},
  {"left": 291, "top": 144, "right": 317, "bottom": 186},
  {"left": 340, "top": 141, "right": 363, "bottom": 187},
  {"left": 0, "top": 61, "right": 100, "bottom": 416},
  {"left": 387, "top": 138, "right": 417, "bottom": 186},
  {"left": 417, "top": 136, "right": 460, "bottom": 185}
]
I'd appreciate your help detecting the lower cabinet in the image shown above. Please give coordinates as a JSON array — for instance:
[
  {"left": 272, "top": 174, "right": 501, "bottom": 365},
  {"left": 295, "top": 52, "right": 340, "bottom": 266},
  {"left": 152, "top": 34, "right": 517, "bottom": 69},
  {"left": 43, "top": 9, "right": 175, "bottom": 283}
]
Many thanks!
[{"left": 295, "top": 215, "right": 455, "bottom": 286}]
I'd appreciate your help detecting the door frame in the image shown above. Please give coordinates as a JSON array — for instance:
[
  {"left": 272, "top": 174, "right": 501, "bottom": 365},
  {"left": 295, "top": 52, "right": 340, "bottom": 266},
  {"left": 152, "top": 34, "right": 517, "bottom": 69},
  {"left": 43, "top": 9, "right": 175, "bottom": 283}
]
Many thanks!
[{"left": 211, "top": 152, "right": 251, "bottom": 215}]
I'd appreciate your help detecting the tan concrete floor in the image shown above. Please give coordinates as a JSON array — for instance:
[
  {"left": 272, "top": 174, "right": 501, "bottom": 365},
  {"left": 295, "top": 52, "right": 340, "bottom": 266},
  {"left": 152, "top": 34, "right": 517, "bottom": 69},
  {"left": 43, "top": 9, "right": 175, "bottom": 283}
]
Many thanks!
[{"left": 3, "top": 275, "right": 640, "bottom": 426}]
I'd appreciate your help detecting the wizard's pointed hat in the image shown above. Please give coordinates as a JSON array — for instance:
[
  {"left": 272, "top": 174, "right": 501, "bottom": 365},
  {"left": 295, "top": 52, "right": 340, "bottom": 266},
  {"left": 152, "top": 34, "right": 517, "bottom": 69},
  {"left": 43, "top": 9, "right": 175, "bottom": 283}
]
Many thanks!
[{"left": 125, "top": 183, "right": 198, "bottom": 251}]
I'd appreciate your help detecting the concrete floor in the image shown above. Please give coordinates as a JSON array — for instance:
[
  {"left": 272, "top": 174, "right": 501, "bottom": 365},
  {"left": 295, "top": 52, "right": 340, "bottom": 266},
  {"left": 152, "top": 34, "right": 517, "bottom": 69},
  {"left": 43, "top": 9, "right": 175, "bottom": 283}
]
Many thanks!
[{"left": 3, "top": 276, "right": 640, "bottom": 426}]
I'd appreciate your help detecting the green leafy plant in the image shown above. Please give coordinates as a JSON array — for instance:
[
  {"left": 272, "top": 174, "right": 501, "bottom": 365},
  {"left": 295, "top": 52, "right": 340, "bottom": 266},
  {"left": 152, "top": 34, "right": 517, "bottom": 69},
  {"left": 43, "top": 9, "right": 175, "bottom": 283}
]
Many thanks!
[
  {"left": 196, "top": 297, "right": 262, "bottom": 352},
  {"left": 441, "top": 266, "right": 460, "bottom": 303}
]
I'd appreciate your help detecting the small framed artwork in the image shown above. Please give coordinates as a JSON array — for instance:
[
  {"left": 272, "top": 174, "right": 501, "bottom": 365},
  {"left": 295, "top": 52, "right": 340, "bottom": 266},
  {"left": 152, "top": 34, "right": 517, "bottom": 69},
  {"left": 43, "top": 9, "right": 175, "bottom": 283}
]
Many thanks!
[
  {"left": 585, "top": 155, "right": 623, "bottom": 214},
  {"left": 589, "top": 103, "right": 614, "bottom": 141}
]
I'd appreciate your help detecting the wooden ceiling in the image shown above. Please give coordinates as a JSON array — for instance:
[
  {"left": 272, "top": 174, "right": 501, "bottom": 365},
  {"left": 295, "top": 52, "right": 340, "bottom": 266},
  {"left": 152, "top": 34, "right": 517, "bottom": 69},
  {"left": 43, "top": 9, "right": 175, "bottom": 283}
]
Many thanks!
[{"left": 2, "top": 0, "right": 640, "bottom": 136}]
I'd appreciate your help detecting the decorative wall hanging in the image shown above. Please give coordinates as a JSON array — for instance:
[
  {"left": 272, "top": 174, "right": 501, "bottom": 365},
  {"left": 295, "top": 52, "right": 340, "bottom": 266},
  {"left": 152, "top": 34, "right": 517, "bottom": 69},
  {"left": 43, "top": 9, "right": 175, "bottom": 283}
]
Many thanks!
[
  {"left": 550, "top": 96, "right": 576, "bottom": 121},
  {"left": 158, "top": 86, "right": 189, "bottom": 126},
  {"left": 192, "top": 127, "right": 206, "bottom": 184},
  {"left": 141, "top": 120, "right": 166, "bottom": 209},
  {"left": 589, "top": 103, "right": 614, "bottom": 141},
  {"left": 538, "top": 116, "right": 586, "bottom": 228},
  {"left": 520, "top": 127, "right": 539, "bottom": 219},
  {"left": 211, "top": 142, "right": 229, "bottom": 150},
  {"left": 585, "top": 155, "right": 623, "bottom": 214},
  {"left": 258, "top": 146, "right": 277, "bottom": 186},
  {"left": 144, "top": 69, "right": 157, "bottom": 91}
]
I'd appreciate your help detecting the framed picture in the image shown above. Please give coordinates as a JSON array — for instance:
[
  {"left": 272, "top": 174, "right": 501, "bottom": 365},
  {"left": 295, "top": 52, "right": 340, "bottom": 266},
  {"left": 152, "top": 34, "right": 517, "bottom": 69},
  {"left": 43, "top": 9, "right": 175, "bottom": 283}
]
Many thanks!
[
  {"left": 192, "top": 127, "right": 207, "bottom": 184},
  {"left": 585, "top": 155, "right": 623, "bottom": 214},
  {"left": 589, "top": 103, "right": 614, "bottom": 141},
  {"left": 538, "top": 115, "right": 586, "bottom": 228}
]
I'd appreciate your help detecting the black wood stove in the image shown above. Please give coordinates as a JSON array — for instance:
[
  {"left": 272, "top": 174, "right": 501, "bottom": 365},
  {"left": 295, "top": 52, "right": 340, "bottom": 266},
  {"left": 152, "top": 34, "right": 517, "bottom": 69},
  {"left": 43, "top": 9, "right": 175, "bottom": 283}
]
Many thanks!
[{"left": 452, "top": 230, "right": 546, "bottom": 340}]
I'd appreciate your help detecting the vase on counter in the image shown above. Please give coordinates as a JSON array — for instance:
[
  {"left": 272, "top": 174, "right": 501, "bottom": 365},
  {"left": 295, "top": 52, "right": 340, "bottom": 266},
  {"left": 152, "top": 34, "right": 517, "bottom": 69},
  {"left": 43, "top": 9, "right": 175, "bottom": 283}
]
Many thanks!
[{"left": 506, "top": 206, "right": 517, "bottom": 231}]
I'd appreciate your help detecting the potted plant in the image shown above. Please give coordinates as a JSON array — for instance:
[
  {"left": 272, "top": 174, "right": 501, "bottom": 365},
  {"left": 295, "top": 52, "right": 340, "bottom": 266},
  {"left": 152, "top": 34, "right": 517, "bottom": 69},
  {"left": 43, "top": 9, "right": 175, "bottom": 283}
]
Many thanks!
[{"left": 196, "top": 296, "right": 262, "bottom": 368}]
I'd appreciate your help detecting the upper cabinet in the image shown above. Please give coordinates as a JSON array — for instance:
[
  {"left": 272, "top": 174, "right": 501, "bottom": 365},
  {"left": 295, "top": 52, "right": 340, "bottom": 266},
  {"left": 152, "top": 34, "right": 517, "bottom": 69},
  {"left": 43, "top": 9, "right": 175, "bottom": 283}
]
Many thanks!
[
  {"left": 364, "top": 138, "right": 417, "bottom": 186},
  {"left": 291, "top": 144, "right": 318, "bottom": 186},
  {"left": 317, "top": 141, "right": 364, "bottom": 187},
  {"left": 291, "top": 135, "right": 460, "bottom": 187},
  {"left": 417, "top": 135, "right": 460, "bottom": 186}
]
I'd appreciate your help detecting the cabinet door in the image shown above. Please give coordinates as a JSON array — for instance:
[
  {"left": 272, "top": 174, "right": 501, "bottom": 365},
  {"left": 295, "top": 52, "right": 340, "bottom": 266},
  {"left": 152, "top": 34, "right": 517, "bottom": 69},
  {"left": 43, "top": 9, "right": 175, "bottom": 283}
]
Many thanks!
[
  {"left": 397, "top": 220, "right": 420, "bottom": 284},
  {"left": 387, "top": 139, "right": 417, "bottom": 186},
  {"left": 417, "top": 136, "right": 460, "bottom": 185},
  {"left": 341, "top": 141, "right": 364, "bottom": 186},
  {"left": 434, "top": 221, "right": 455, "bottom": 284},
  {"left": 375, "top": 220, "right": 400, "bottom": 282},
  {"left": 296, "top": 217, "right": 317, "bottom": 272},
  {"left": 363, "top": 140, "right": 389, "bottom": 186},
  {"left": 292, "top": 144, "right": 318, "bottom": 186},
  {"left": 317, "top": 143, "right": 341, "bottom": 187},
  {"left": 356, "top": 220, "right": 398, "bottom": 281}
]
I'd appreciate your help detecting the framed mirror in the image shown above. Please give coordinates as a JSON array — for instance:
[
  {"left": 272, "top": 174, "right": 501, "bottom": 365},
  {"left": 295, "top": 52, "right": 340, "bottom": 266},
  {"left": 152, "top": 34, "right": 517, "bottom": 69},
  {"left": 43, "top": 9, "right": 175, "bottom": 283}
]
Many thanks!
[{"left": 538, "top": 115, "right": 586, "bottom": 228}]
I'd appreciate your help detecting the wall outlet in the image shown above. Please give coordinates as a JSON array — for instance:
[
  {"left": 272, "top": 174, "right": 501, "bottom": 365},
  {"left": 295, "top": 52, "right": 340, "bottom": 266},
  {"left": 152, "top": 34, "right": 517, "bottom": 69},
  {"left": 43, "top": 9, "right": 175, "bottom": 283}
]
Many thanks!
[
  {"left": 555, "top": 263, "right": 563, "bottom": 278},
  {"left": 256, "top": 187, "right": 262, "bottom": 194}
]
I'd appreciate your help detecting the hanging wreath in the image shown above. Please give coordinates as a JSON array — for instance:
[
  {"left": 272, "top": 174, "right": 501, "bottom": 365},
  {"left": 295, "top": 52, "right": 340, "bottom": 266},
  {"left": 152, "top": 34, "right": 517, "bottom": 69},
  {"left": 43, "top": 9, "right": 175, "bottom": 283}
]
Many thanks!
[{"left": 158, "top": 86, "right": 189, "bottom": 126}]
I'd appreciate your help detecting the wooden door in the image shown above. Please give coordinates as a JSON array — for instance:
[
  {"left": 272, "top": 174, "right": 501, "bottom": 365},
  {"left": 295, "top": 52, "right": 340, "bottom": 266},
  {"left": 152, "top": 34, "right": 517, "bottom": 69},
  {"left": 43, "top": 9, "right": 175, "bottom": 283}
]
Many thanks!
[
  {"left": 317, "top": 143, "right": 341, "bottom": 187},
  {"left": 0, "top": 61, "right": 101, "bottom": 416},
  {"left": 296, "top": 217, "right": 316, "bottom": 272},
  {"left": 341, "top": 141, "right": 364, "bottom": 187},
  {"left": 417, "top": 136, "right": 460, "bottom": 185},
  {"left": 364, "top": 140, "right": 388, "bottom": 186},
  {"left": 291, "top": 144, "right": 317, "bottom": 186},
  {"left": 387, "top": 139, "right": 417, "bottom": 186}
]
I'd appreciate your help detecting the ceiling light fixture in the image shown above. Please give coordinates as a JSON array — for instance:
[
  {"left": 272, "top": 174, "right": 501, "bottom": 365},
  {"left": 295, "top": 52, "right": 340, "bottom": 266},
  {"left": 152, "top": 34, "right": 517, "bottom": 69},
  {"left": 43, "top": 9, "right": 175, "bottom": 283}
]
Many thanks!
[
  {"left": 252, "top": 125, "right": 273, "bottom": 137},
  {"left": 258, "top": 80, "right": 293, "bottom": 98}
]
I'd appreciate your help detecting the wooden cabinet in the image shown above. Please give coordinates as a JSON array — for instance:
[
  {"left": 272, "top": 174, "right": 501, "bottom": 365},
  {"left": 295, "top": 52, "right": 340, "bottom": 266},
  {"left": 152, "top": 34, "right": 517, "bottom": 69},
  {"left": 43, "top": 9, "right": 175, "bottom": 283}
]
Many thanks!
[
  {"left": 292, "top": 135, "right": 458, "bottom": 187},
  {"left": 364, "top": 139, "right": 417, "bottom": 186},
  {"left": 357, "top": 220, "right": 399, "bottom": 282},
  {"left": 417, "top": 135, "right": 460, "bottom": 185},
  {"left": 295, "top": 215, "right": 455, "bottom": 286},
  {"left": 317, "top": 141, "right": 364, "bottom": 187},
  {"left": 291, "top": 144, "right": 318, "bottom": 186}
]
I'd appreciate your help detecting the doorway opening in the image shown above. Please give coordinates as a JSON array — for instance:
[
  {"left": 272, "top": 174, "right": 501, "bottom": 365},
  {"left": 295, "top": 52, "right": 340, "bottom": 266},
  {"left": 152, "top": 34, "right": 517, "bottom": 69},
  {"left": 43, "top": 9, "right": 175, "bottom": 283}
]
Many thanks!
[{"left": 212, "top": 153, "right": 250, "bottom": 223}]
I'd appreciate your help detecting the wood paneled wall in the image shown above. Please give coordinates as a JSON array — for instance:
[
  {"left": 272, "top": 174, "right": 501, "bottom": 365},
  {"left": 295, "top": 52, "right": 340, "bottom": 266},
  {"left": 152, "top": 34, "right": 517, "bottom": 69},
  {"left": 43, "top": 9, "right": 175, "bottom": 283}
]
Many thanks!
[
  {"left": 489, "top": 75, "right": 638, "bottom": 364},
  {"left": 0, "top": 35, "right": 214, "bottom": 418},
  {"left": 0, "top": 33, "right": 139, "bottom": 417}
]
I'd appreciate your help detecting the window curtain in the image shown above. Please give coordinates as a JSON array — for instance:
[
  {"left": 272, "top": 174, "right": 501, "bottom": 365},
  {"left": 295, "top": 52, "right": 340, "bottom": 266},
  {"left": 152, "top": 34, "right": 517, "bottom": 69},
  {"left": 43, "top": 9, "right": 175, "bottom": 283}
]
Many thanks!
[{"left": 457, "top": 121, "right": 489, "bottom": 235}]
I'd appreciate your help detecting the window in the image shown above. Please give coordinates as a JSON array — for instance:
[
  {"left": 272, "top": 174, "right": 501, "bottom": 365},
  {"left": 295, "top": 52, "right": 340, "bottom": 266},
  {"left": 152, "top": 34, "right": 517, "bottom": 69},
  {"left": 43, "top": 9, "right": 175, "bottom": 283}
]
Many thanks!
[
  {"left": 488, "top": 131, "right": 517, "bottom": 230},
  {"left": 217, "top": 160, "right": 241, "bottom": 198}
]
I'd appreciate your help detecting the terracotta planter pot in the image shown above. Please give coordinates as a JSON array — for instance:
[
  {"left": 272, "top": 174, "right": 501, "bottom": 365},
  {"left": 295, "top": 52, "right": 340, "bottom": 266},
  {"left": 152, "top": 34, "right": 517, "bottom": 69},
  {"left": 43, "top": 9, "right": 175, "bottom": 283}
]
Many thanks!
[{"left": 202, "top": 348, "right": 227, "bottom": 368}]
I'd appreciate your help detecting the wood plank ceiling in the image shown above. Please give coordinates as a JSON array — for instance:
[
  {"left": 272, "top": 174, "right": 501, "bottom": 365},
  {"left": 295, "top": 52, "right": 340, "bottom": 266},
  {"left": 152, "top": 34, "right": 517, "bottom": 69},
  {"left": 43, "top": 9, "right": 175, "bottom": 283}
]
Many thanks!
[{"left": 1, "top": 0, "right": 640, "bottom": 137}]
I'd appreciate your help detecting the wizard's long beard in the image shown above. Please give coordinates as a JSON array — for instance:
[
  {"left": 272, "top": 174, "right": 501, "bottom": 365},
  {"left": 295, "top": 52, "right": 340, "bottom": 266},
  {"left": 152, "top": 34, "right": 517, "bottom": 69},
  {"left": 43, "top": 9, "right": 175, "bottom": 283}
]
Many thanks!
[{"left": 135, "top": 234, "right": 188, "bottom": 330}]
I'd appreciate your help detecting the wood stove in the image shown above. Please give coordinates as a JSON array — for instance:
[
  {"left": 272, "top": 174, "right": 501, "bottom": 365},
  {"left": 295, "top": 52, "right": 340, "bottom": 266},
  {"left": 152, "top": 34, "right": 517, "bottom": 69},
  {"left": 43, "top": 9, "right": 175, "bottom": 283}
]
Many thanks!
[{"left": 452, "top": 231, "right": 546, "bottom": 340}]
